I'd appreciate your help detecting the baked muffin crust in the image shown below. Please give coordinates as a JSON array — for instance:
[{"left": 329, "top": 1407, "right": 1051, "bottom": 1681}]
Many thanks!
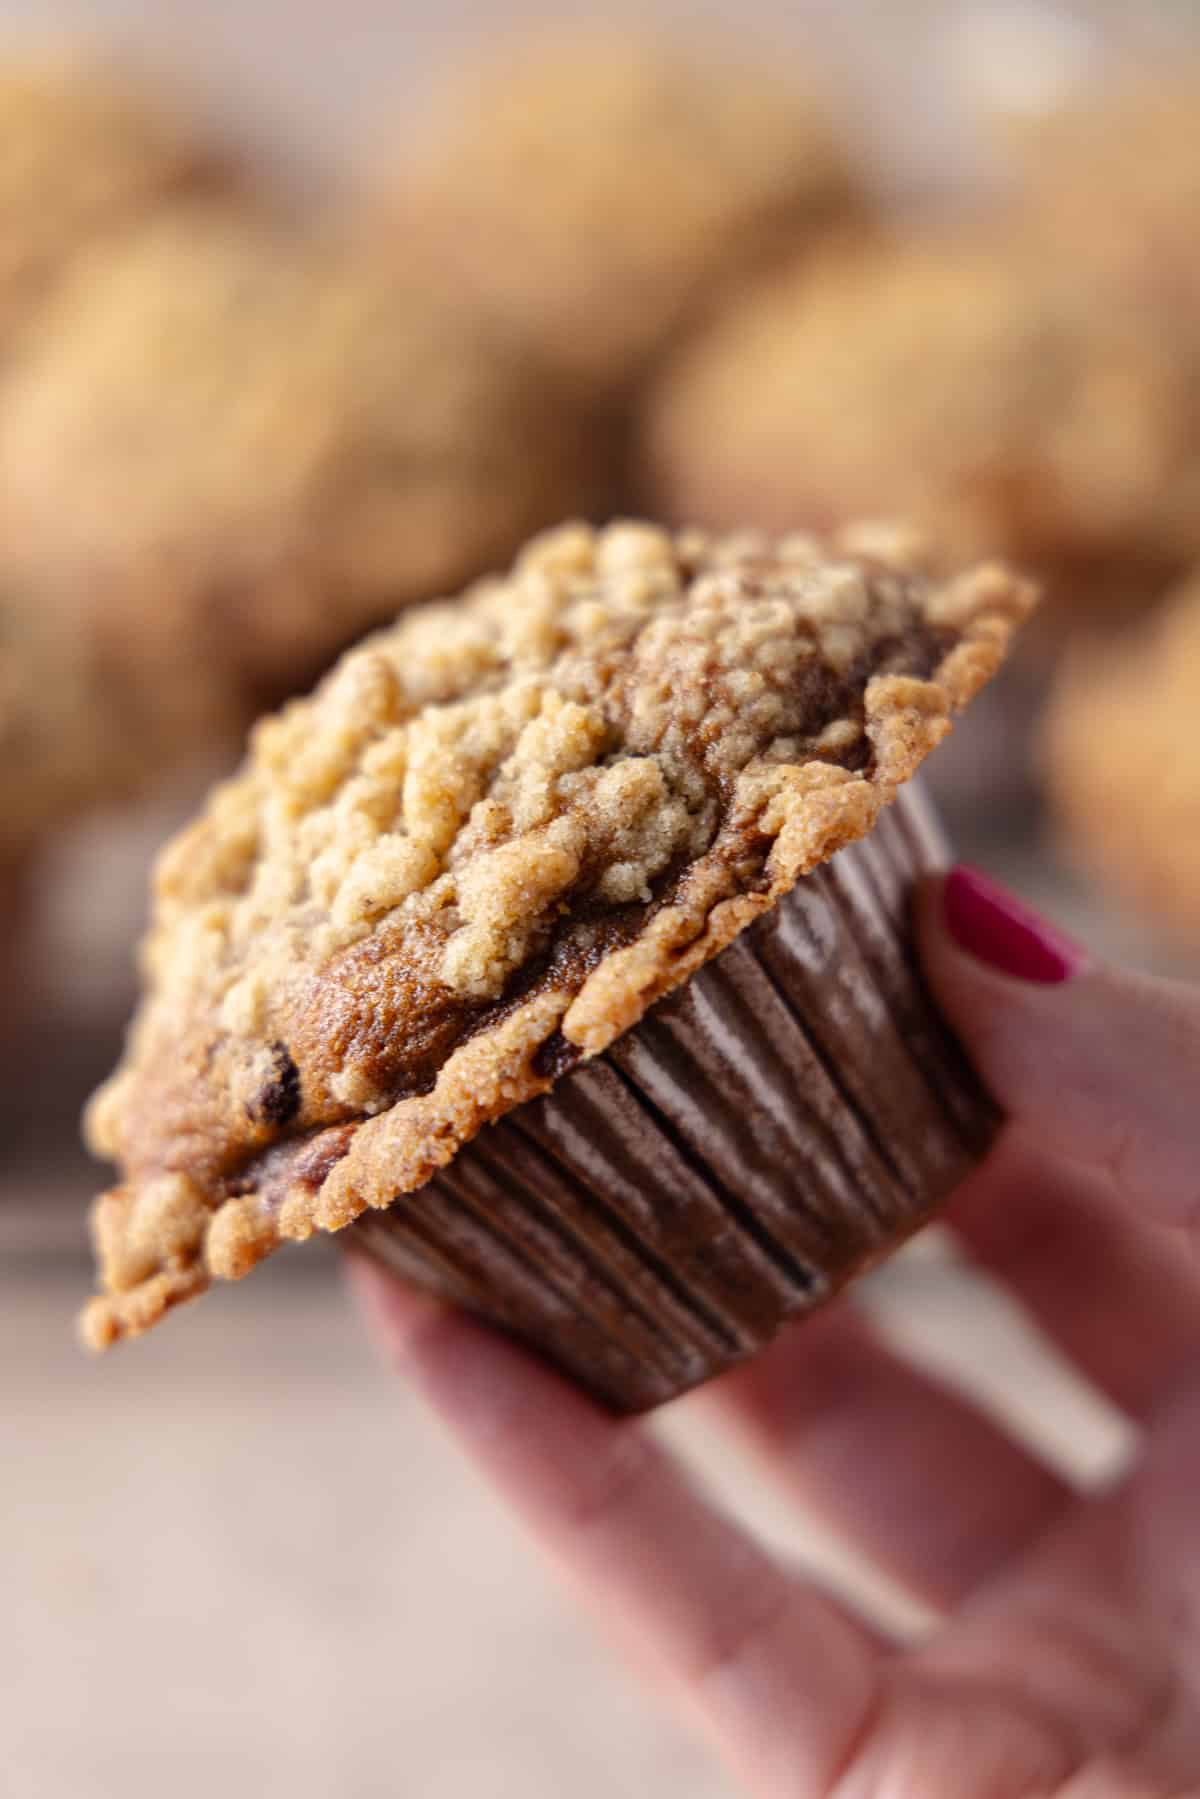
[{"left": 82, "top": 521, "right": 1034, "bottom": 1348}]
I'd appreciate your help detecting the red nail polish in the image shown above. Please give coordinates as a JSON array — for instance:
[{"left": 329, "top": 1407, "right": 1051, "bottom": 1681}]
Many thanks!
[{"left": 942, "top": 866, "right": 1085, "bottom": 985}]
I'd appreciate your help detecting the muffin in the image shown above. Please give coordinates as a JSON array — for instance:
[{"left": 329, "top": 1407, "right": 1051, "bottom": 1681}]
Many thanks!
[
  {"left": 0, "top": 49, "right": 219, "bottom": 350},
  {"left": 1010, "top": 69, "right": 1200, "bottom": 344},
  {"left": 1046, "top": 568, "right": 1200, "bottom": 943},
  {"left": 377, "top": 24, "right": 863, "bottom": 395},
  {"left": 80, "top": 521, "right": 1033, "bottom": 1408},
  {"left": 642, "top": 235, "right": 1200, "bottom": 617},
  {"left": 0, "top": 206, "right": 607, "bottom": 839},
  {"left": 1, "top": 599, "right": 168, "bottom": 867},
  {"left": 0, "top": 565, "right": 244, "bottom": 867}
]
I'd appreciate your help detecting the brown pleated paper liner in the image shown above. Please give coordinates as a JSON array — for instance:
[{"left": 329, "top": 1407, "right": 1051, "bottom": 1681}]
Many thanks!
[{"left": 352, "top": 783, "right": 999, "bottom": 1412}]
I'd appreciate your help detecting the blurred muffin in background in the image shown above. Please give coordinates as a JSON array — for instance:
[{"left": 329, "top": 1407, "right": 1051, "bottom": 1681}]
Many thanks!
[
  {"left": 1046, "top": 570, "right": 1200, "bottom": 942},
  {"left": 374, "top": 24, "right": 864, "bottom": 396},
  {"left": 0, "top": 204, "right": 608, "bottom": 859},
  {"left": 0, "top": 578, "right": 221, "bottom": 1020},
  {"left": 641, "top": 233, "right": 1200, "bottom": 619},
  {"left": 0, "top": 562, "right": 239, "bottom": 871},
  {"left": 0, "top": 48, "right": 222, "bottom": 351},
  {"left": 1010, "top": 68, "right": 1200, "bottom": 341}
]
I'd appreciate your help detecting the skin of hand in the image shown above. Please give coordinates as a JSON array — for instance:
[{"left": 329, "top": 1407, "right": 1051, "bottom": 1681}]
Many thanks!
[{"left": 348, "top": 865, "right": 1200, "bottom": 1798}]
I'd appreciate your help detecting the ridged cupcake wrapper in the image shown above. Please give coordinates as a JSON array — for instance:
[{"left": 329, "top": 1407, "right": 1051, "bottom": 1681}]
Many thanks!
[{"left": 353, "top": 783, "right": 999, "bottom": 1411}]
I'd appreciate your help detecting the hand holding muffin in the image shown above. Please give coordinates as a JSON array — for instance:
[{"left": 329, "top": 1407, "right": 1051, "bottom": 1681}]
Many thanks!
[{"left": 353, "top": 869, "right": 1200, "bottom": 1795}]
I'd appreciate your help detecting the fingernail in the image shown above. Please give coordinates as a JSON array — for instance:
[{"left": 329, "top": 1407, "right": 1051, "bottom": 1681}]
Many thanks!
[{"left": 942, "top": 866, "right": 1086, "bottom": 985}]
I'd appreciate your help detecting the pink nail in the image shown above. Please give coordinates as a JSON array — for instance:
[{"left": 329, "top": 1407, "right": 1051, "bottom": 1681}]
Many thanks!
[{"left": 943, "top": 866, "right": 1085, "bottom": 986}]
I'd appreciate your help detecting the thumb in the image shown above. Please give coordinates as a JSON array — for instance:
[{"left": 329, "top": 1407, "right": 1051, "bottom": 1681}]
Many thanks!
[{"left": 917, "top": 866, "right": 1200, "bottom": 1237}]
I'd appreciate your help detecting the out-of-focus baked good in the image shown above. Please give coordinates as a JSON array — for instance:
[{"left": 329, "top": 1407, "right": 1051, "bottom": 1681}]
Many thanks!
[
  {"left": 377, "top": 25, "right": 863, "bottom": 393},
  {"left": 79, "top": 519, "right": 1032, "bottom": 1406},
  {"left": 642, "top": 235, "right": 1200, "bottom": 615},
  {"left": 1046, "top": 568, "right": 1200, "bottom": 941},
  {"left": 0, "top": 49, "right": 218, "bottom": 348},
  {"left": 0, "top": 206, "right": 607, "bottom": 683},
  {"left": 0, "top": 573, "right": 239, "bottom": 867},
  {"left": 0, "top": 206, "right": 608, "bottom": 853},
  {"left": 1011, "top": 70, "right": 1200, "bottom": 339}
]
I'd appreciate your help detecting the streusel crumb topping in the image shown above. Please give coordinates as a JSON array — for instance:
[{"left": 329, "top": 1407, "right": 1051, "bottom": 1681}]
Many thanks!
[{"left": 82, "top": 520, "right": 1034, "bottom": 1348}]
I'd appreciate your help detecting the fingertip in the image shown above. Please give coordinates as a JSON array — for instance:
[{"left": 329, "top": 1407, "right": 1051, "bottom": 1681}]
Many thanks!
[
  {"left": 343, "top": 1246, "right": 599, "bottom": 1446},
  {"left": 913, "top": 866, "right": 1005, "bottom": 1079},
  {"left": 917, "top": 871, "right": 1200, "bottom": 1235},
  {"left": 921, "top": 864, "right": 1087, "bottom": 988},
  {"left": 912, "top": 869, "right": 948, "bottom": 963},
  {"left": 343, "top": 1249, "right": 449, "bottom": 1365}
]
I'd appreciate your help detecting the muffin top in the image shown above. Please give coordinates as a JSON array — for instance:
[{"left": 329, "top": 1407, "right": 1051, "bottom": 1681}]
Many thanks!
[
  {"left": 0, "top": 50, "right": 213, "bottom": 344},
  {"left": 1046, "top": 570, "right": 1200, "bottom": 940},
  {"left": 381, "top": 24, "right": 861, "bottom": 390},
  {"left": 81, "top": 520, "right": 1033, "bottom": 1349},
  {"left": 0, "top": 207, "right": 606, "bottom": 700},
  {"left": 643, "top": 235, "right": 1200, "bottom": 610}
]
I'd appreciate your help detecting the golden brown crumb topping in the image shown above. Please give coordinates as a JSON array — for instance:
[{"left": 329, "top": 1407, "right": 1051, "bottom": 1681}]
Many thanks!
[{"left": 81, "top": 520, "right": 1034, "bottom": 1349}]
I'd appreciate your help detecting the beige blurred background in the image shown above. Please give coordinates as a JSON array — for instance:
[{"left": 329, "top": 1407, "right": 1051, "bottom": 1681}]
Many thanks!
[
  {"left": 0, "top": 0, "right": 1184, "bottom": 193},
  {"left": 4, "top": 3, "right": 1200, "bottom": 1795}
]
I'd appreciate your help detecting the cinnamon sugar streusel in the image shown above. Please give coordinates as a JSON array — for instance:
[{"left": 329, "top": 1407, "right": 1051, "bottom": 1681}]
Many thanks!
[{"left": 81, "top": 521, "right": 1034, "bottom": 1349}]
